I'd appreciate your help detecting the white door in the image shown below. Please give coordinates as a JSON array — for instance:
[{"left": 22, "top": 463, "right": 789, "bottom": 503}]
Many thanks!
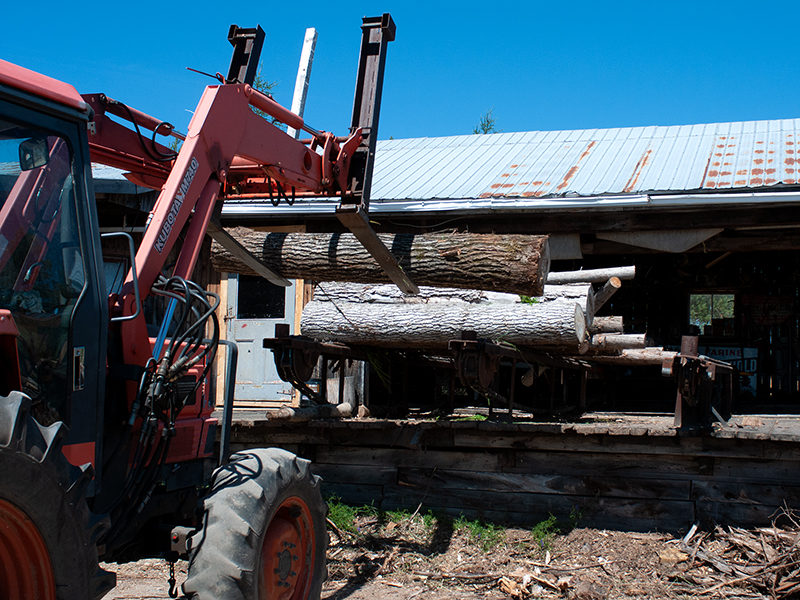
[{"left": 227, "top": 274, "right": 295, "bottom": 404}]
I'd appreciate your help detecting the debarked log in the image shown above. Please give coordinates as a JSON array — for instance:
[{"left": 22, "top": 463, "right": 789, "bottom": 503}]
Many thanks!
[
  {"left": 300, "top": 300, "right": 586, "bottom": 349},
  {"left": 547, "top": 266, "right": 635, "bottom": 285},
  {"left": 587, "top": 348, "right": 677, "bottom": 366},
  {"left": 211, "top": 229, "right": 550, "bottom": 296}
]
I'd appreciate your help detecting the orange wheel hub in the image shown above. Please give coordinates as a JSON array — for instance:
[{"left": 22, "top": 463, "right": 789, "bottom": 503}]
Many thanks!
[
  {"left": 0, "top": 498, "right": 55, "bottom": 600},
  {"left": 260, "top": 496, "right": 317, "bottom": 600}
]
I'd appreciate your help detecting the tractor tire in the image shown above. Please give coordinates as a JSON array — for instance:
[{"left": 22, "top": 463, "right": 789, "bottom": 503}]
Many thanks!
[
  {"left": 0, "top": 391, "right": 115, "bottom": 600},
  {"left": 184, "top": 448, "right": 327, "bottom": 600}
]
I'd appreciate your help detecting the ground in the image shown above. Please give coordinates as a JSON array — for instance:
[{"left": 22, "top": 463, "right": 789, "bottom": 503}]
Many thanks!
[{"left": 104, "top": 510, "right": 787, "bottom": 599}]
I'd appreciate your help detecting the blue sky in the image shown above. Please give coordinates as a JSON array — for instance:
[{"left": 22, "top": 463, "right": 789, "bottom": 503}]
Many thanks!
[{"left": 3, "top": 1, "right": 799, "bottom": 140}]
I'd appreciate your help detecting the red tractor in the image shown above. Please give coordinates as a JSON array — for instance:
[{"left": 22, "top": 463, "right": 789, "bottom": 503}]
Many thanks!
[{"left": 0, "top": 15, "right": 397, "bottom": 599}]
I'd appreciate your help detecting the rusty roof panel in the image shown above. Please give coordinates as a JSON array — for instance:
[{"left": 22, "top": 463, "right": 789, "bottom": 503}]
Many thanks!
[{"left": 370, "top": 118, "right": 800, "bottom": 202}]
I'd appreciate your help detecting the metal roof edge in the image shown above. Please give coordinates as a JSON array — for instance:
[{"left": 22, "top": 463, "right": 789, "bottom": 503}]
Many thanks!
[{"left": 220, "top": 191, "right": 800, "bottom": 220}]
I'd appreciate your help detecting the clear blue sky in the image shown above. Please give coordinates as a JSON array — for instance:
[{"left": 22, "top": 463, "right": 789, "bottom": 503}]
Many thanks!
[{"left": 3, "top": 1, "right": 799, "bottom": 140}]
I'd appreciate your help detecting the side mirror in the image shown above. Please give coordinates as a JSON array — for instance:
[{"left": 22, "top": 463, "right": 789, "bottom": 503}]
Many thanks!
[{"left": 19, "top": 136, "right": 49, "bottom": 171}]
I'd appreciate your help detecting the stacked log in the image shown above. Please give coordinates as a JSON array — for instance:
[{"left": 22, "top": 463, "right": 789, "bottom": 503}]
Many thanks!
[
  {"left": 301, "top": 298, "right": 587, "bottom": 351},
  {"left": 207, "top": 224, "right": 647, "bottom": 360},
  {"left": 211, "top": 229, "right": 550, "bottom": 296},
  {"left": 302, "top": 278, "right": 643, "bottom": 357}
]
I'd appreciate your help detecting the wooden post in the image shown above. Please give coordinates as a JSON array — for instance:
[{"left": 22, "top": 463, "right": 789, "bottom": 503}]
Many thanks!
[{"left": 286, "top": 28, "right": 317, "bottom": 139}]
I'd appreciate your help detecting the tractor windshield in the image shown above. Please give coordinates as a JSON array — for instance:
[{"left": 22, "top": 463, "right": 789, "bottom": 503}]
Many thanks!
[{"left": 0, "top": 120, "right": 85, "bottom": 424}]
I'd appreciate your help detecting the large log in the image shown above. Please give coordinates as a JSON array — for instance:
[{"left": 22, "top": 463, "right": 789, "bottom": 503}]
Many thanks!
[
  {"left": 547, "top": 266, "right": 635, "bottom": 285},
  {"left": 211, "top": 229, "right": 550, "bottom": 296},
  {"left": 314, "top": 282, "right": 487, "bottom": 305},
  {"left": 300, "top": 300, "right": 586, "bottom": 350},
  {"left": 314, "top": 282, "right": 594, "bottom": 319}
]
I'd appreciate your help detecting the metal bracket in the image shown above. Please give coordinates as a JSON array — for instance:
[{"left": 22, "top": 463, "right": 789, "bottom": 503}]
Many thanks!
[
  {"left": 663, "top": 335, "right": 735, "bottom": 430},
  {"left": 336, "top": 203, "right": 419, "bottom": 294},
  {"left": 226, "top": 25, "right": 265, "bottom": 85},
  {"left": 207, "top": 215, "right": 291, "bottom": 287}
]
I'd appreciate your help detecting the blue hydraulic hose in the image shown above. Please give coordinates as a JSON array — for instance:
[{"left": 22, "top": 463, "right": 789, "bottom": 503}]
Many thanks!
[{"left": 153, "top": 297, "right": 178, "bottom": 360}]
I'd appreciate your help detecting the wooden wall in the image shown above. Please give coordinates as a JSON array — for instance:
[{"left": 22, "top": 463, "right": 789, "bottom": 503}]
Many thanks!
[{"left": 229, "top": 415, "right": 800, "bottom": 533}]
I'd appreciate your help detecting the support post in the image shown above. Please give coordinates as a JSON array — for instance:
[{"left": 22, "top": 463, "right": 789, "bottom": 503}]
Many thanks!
[{"left": 287, "top": 28, "right": 318, "bottom": 139}]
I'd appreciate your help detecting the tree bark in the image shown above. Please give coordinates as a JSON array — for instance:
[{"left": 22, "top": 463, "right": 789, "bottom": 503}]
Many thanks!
[
  {"left": 547, "top": 266, "right": 635, "bottom": 285},
  {"left": 590, "top": 333, "right": 647, "bottom": 350},
  {"left": 588, "top": 316, "right": 624, "bottom": 335},
  {"left": 313, "top": 282, "right": 593, "bottom": 318},
  {"left": 593, "top": 277, "right": 622, "bottom": 312},
  {"left": 314, "top": 282, "right": 487, "bottom": 304},
  {"left": 300, "top": 300, "right": 586, "bottom": 350},
  {"left": 211, "top": 229, "right": 550, "bottom": 296}
]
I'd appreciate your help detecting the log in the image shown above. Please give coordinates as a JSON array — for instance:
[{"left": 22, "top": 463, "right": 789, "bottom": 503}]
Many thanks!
[
  {"left": 588, "top": 316, "right": 624, "bottom": 335},
  {"left": 590, "top": 333, "right": 647, "bottom": 350},
  {"left": 588, "top": 348, "right": 677, "bottom": 366},
  {"left": 593, "top": 277, "right": 622, "bottom": 313},
  {"left": 300, "top": 300, "right": 587, "bottom": 350},
  {"left": 211, "top": 229, "right": 550, "bottom": 296},
  {"left": 547, "top": 266, "right": 635, "bottom": 285},
  {"left": 266, "top": 402, "right": 353, "bottom": 421},
  {"left": 314, "top": 282, "right": 487, "bottom": 305},
  {"left": 538, "top": 284, "right": 595, "bottom": 324},
  {"left": 315, "top": 282, "right": 594, "bottom": 321}
]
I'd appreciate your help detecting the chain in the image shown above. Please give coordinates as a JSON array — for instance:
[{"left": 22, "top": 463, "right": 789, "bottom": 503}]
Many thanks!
[{"left": 168, "top": 559, "right": 178, "bottom": 598}]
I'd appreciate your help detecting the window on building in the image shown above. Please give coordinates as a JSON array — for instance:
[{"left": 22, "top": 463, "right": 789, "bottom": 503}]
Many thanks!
[{"left": 689, "top": 293, "right": 735, "bottom": 336}]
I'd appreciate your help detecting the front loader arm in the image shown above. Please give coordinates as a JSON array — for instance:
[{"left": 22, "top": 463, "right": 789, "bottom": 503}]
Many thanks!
[{"left": 115, "top": 83, "right": 361, "bottom": 365}]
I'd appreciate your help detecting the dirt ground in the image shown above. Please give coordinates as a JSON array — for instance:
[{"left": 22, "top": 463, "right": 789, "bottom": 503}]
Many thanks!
[{"left": 104, "top": 517, "right": 781, "bottom": 599}]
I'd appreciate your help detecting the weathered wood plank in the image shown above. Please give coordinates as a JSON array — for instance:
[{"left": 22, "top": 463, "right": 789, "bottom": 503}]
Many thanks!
[
  {"left": 511, "top": 450, "right": 714, "bottom": 478},
  {"left": 319, "top": 482, "right": 385, "bottom": 507},
  {"left": 314, "top": 446, "right": 510, "bottom": 472},
  {"left": 695, "top": 501, "right": 783, "bottom": 529},
  {"left": 398, "top": 467, "right": 692, "bottom": 500},
  {"left": 706, "top": 457, "right": 800, "bottom": 482},
  {"left": 691, "top": 480, "right": 800, "bottom": 506},
  {"left": 312, "top": 464, "right": 397, "bottom": 486}
]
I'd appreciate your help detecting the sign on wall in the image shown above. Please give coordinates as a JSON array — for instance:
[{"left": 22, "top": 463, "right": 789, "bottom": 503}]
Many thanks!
[{"left": 700, "top": 346, "right": 758, "bottom": 397}]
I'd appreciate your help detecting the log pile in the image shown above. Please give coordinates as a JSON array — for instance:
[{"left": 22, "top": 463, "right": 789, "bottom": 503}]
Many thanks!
[
  {"left": 302, "top": 267, "right": 658, "bottom": 361},
  {"left": 209, "top": 226, "right": 670, "bottom": 364}
]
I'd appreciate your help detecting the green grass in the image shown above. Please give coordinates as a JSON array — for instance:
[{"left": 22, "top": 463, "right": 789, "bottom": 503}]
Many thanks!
[
  {"left": 326, "top": 496, "right": 377, "bottom": 534},
  {"left": 326, "top": 498, "right": 580, "bottom": 556},
  {"left": 453, "top": 515, "right": 506, "bottom": 552},
  {"left": 452, "top": 414, "right": 487, "bottom": 422},
  {"left": 530, "top": 514, "right": 559, "bottom": 551}
]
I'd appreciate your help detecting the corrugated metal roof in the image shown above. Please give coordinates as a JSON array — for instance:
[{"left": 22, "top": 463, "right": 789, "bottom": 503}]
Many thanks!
[{"left": 370, "top": 119, "right": 800, "bottom": 201}]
